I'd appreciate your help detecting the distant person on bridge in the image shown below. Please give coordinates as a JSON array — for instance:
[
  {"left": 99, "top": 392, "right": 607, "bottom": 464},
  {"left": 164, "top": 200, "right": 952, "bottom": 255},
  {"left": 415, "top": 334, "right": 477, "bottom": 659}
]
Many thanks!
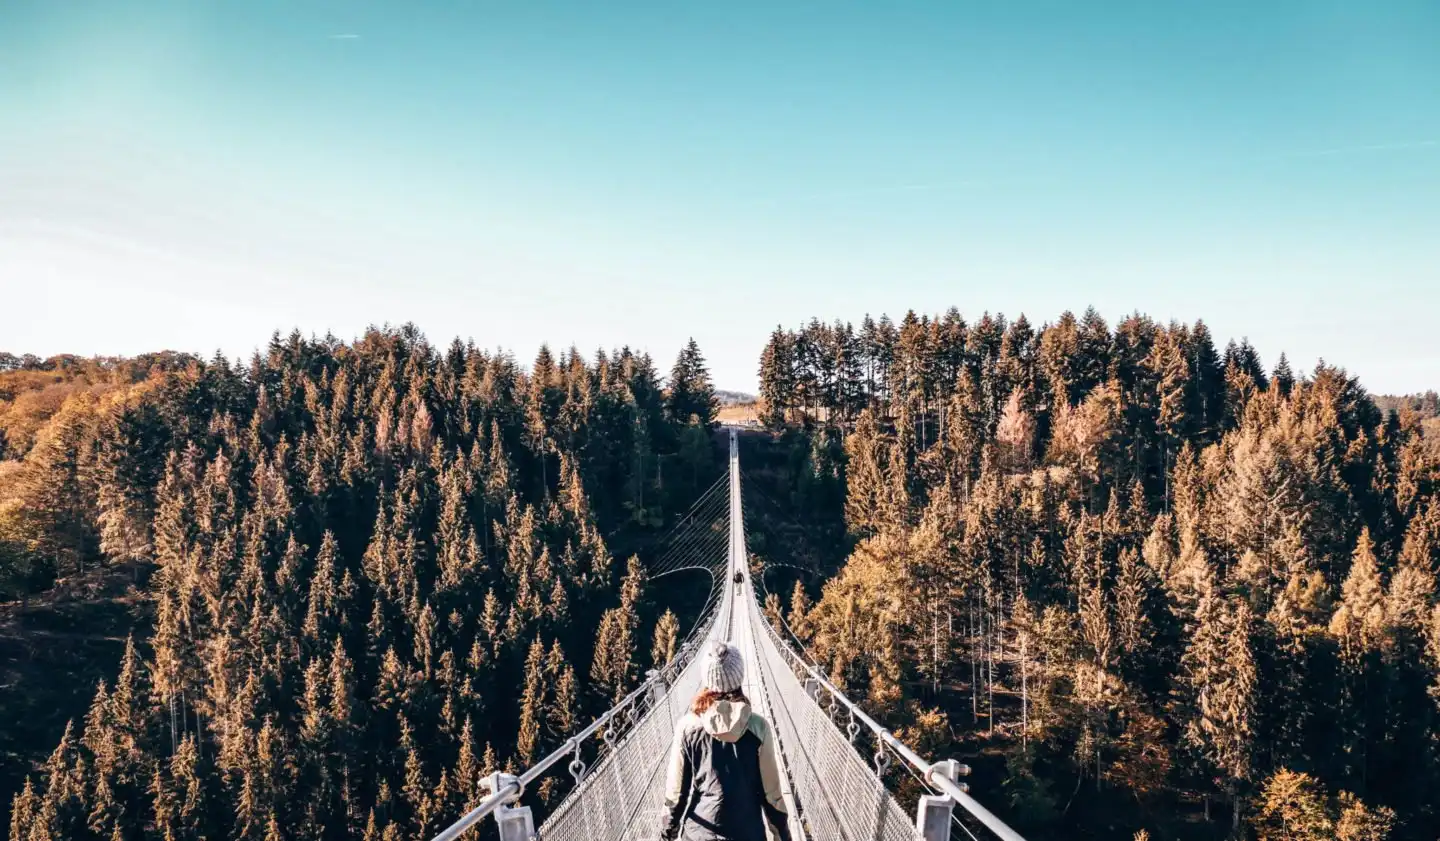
[{"left": 661, "top": 641, "right": 792, "bottom": 841}]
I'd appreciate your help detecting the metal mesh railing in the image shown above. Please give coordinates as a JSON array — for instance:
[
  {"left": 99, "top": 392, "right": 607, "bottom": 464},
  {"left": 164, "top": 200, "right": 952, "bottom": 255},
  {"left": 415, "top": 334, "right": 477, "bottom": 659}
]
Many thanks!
[
  {"left": 744, "top": 595, "right": 921, "bottom": 841},
  {"left": 749, "top": 594, "right": 1029, "bottom": 841},
  {"left": 538, "top": 634, "right": 710, "bottom": 841},
  {"left": 537, "top": 573, "right": 732, "bottom": 841}
]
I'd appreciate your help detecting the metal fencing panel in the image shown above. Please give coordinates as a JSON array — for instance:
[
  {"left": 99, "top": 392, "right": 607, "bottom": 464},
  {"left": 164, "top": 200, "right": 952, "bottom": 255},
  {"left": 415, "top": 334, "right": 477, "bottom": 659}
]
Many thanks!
[{"left": 745, "top": 596, "right": 921, "bottom": 841}]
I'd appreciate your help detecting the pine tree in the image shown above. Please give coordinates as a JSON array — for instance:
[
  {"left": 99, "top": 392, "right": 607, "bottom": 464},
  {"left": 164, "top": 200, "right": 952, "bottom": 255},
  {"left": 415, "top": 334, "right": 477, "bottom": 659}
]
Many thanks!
[
  {"left": 13, "top": 394, "right": 101, "bottom": 581},
  {"left": 1190, "top": 320, "right": 1226, "bottom": 437},
  {"left": 9, "top": 778, "right": 38, "bottom": 841},
  {"left": 454, "top": 718, "right": 480, "bottom": 809},
  {"left": 1182, "top": 587, "right": 1257, "bottom": 830},
  {"left": 666, "top": 339, "right": 718, "bottom": 428},
  {"left": 1252, "top": 769, "right": 1332, "bottom": 841},
  {"left": 1330, "top": 528, "right": 1389, "bottom": 656},
  {"left": 1273, "top": 353, "right": 1295, "bottom": 396},
  {"left": 651, "top": 609, "right": 680, "bottom": 666},
  {"left": 515, "top": 638, "right": 546, "bottom": 766},
  {"left": 550, "top": 661, "right": 578, "bottom": 741},
  {"left": 1155, "top": 329, "right": 1197, "bottom": 457},
  {"left": 843, "top": 410, "right": 889, "bottom": 535},
  {"left": 757, "top": 328, "right": 796, "bottom": 427},
  {"left": 1114, "top": 548, "right": 1151, "bottom": 659},
  {"left": 1038, "top": 311, "right": 1081, "bottom": 405},
  {"left": 1334, "top": 791, "right": 1395, "bottom": 841},
  {"left": 788, "top": 581, "right": 813, "bottom": 641},
  {"left": 994, "top": 388, "right": 1035, "bottom": 474},
  {"left": 590, "top": 557, "right": 642, "bottom": 703},
  {"left": 92, "top": 402, "right": 163, "bottom": 569},
  {"left": 1074, "top": 307, "right": 1112, "bottom": 399},
  {"left": 303, "top": 531, "right": 342, "bottom": 642}
]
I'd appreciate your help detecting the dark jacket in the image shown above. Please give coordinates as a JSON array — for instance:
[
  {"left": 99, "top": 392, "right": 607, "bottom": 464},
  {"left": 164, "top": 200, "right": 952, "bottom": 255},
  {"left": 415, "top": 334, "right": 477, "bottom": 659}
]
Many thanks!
[{"left": 662, "top": 701, "right": 792, "bottom": 841}]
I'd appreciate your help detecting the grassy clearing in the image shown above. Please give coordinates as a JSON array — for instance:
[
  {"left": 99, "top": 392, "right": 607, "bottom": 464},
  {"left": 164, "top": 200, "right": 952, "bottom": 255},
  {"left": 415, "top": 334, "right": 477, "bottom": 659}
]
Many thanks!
[{"left": 717, "top": 402, "right": 760, "bottom": 425}]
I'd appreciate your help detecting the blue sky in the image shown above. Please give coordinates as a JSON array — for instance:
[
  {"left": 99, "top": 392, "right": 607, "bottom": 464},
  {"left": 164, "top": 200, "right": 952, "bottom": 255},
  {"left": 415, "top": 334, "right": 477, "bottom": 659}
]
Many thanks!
[{"left": 1, "top": 1, "right": 1437, "bottom": 393}]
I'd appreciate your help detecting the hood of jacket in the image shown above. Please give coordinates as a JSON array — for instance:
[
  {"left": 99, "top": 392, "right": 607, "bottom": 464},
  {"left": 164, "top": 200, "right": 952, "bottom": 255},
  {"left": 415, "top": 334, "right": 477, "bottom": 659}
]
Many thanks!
[{"left": 699, "top": 699, "right": 752, "bottom": 743}]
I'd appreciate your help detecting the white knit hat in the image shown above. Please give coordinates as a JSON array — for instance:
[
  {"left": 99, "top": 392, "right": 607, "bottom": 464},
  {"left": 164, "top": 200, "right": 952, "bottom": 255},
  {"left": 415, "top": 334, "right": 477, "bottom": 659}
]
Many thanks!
[{"left": 702, "top": 640, "right": 745, "bottom": 693}]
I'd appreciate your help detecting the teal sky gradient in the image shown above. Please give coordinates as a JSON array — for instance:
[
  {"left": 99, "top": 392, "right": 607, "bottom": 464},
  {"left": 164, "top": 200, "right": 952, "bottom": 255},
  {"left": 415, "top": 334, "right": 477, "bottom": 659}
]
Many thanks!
[{"left": 2, "top": 1, "right": 1437, "bottom": 392}]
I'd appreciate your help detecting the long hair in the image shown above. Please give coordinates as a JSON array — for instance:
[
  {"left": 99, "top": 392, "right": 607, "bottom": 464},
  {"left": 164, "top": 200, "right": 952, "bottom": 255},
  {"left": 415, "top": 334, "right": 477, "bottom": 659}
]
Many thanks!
[{"left": 691, "top": 687, "right": 748, "bottom": 715}]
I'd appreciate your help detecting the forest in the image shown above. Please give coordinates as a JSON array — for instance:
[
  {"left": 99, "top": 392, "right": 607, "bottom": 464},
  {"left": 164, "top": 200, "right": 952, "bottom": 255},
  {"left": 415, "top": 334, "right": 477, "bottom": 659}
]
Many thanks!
[
  {"left": 1, "top": 331, "right": 724, "bottom": 840},
  {"left": 757, "top": 310, "right": 1439, "bottom": 839},
  {"left": 1, "top": 308, "right": 1437, "bottom": 841}
]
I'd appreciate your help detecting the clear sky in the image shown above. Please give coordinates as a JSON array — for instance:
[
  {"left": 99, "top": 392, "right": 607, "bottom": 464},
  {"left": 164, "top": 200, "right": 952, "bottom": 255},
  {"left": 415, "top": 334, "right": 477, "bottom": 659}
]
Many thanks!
[{"left": 1, "top": 1, "right": 1437, "bottom": 394}]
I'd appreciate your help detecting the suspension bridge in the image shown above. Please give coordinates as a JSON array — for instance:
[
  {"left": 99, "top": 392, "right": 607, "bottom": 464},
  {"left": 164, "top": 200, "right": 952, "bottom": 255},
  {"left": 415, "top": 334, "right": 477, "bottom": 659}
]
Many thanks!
[{"left": 433, "top": 430, "right": 1027, "bottom": 841}]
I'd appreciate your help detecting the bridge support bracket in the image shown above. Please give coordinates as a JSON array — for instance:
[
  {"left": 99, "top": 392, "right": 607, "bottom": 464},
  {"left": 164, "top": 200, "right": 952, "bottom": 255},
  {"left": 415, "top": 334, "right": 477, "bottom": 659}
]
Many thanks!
[
  {"left": 915, "top": 759, "right": 967, "bottom": 841},
  {"left": 916, "top": 792, "right": 953, "bottom": 841},
  {"left": 483, "top": 773, "right": 536, "bottom": 841}
]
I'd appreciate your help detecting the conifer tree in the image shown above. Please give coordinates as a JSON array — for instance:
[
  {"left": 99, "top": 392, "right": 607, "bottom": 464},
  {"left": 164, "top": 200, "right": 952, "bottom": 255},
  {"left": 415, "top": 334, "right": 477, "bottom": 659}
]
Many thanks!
[
  {"left": 590, "top": 557, "right": 644, "bottom": 702},
  {"left": 842, "top": 410, "right": 889, "bottom": 535},
  {"left": 1113, "top": 548, "right": 1151, "bottom": 659},
  {"left": 994, "top": 388, "right": 1035, "bottom": 474},
  {"left": 1252, "top": 769, "right": 1332, "bottom": 841},
  {"left": 1273, "top": 353, "right": 1296, "bottom": 396},
  {"left": 757, "top": 328, "right": 796, "bottom": 427},
  {"left": 1074, "top": 307, "right": 1112, "bottom": 399},
  {"left": 515, "top": 638, "right": 546, "bottom": 766},
  {"left": 651, "top": 609, "right": 680, "bottom": 667},
  {"left": 787, "top": 581, "right": 813, "bottom": 641},
  {"left": 1334, "top": 792, "right": 1395, "bottom": 841},
  {"left": 1330, "top": 528, "right": 1389, "bottom": 656},
  {"left": 1182, "top": 586, "right": 1257, "bottom": 831},
  {"left": 1190, "top": 320, "right": 1226, "bottom": 437},
  {"left": 666, "top": 339, "right": 718, "bottom": 428},
  {"left": 13, "top": 395, "right": 101, "bottom": 581},
  {"left": 1155, "top": 330, "right": 1197, "bottom": 459}
]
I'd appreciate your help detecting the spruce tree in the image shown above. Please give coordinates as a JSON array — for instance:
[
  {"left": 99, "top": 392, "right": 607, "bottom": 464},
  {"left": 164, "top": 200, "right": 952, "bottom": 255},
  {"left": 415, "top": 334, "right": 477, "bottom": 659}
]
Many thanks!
[
  {"left": 515, "top": 638, "right": 546, "bottom": 767},
  {"left": 1155, "top": 329, "right": 1197, "bottom": 458},
  {"left": 651, "top": 609, "right": 680, "bottom": 667},
  {"left": 842, "top": 410, "right": 888, "bottom": 535},
  {"left": 757, "top": 328, "right": 796, "bottom": 427},
  {"left": 1252, "top": 769, "right": 1332, "bottom": 841},
  {"left": 1190, "top": 320, "right": 1226, "bottom": 437},
  {"left": 1334, "top": 791, "right": 1395, "bottom": 841},
  {"left": 1329, "top": 528, "right": 1389, "bottom": 656},
  {"left": 9, "top": 778, "right": 38, "bottom": 841},
  {"left": 1182, "top": 586, "right": 1257, "bottom": 830},
  {"left": 666, "top": 339, "right": 718, "bottom": 428}
]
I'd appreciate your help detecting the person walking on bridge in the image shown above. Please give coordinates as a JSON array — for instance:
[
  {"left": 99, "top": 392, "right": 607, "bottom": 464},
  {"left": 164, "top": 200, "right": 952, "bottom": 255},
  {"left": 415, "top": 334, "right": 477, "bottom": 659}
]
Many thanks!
[{"left": 661, "top": 641, "right": 792, "bottom": 841}]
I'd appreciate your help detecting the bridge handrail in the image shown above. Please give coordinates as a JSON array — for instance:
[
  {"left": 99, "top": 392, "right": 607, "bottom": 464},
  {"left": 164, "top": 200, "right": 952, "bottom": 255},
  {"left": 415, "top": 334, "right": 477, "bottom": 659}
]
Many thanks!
[{"left": 753, "top": 603, "right": 1029, "bottom": 841}]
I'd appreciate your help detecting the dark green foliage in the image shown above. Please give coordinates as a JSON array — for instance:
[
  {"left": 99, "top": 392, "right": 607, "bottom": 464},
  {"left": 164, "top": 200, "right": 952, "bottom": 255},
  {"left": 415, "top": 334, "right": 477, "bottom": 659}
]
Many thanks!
[{"left": 666, "top": 339, "right": 718, "bottom": 430}]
